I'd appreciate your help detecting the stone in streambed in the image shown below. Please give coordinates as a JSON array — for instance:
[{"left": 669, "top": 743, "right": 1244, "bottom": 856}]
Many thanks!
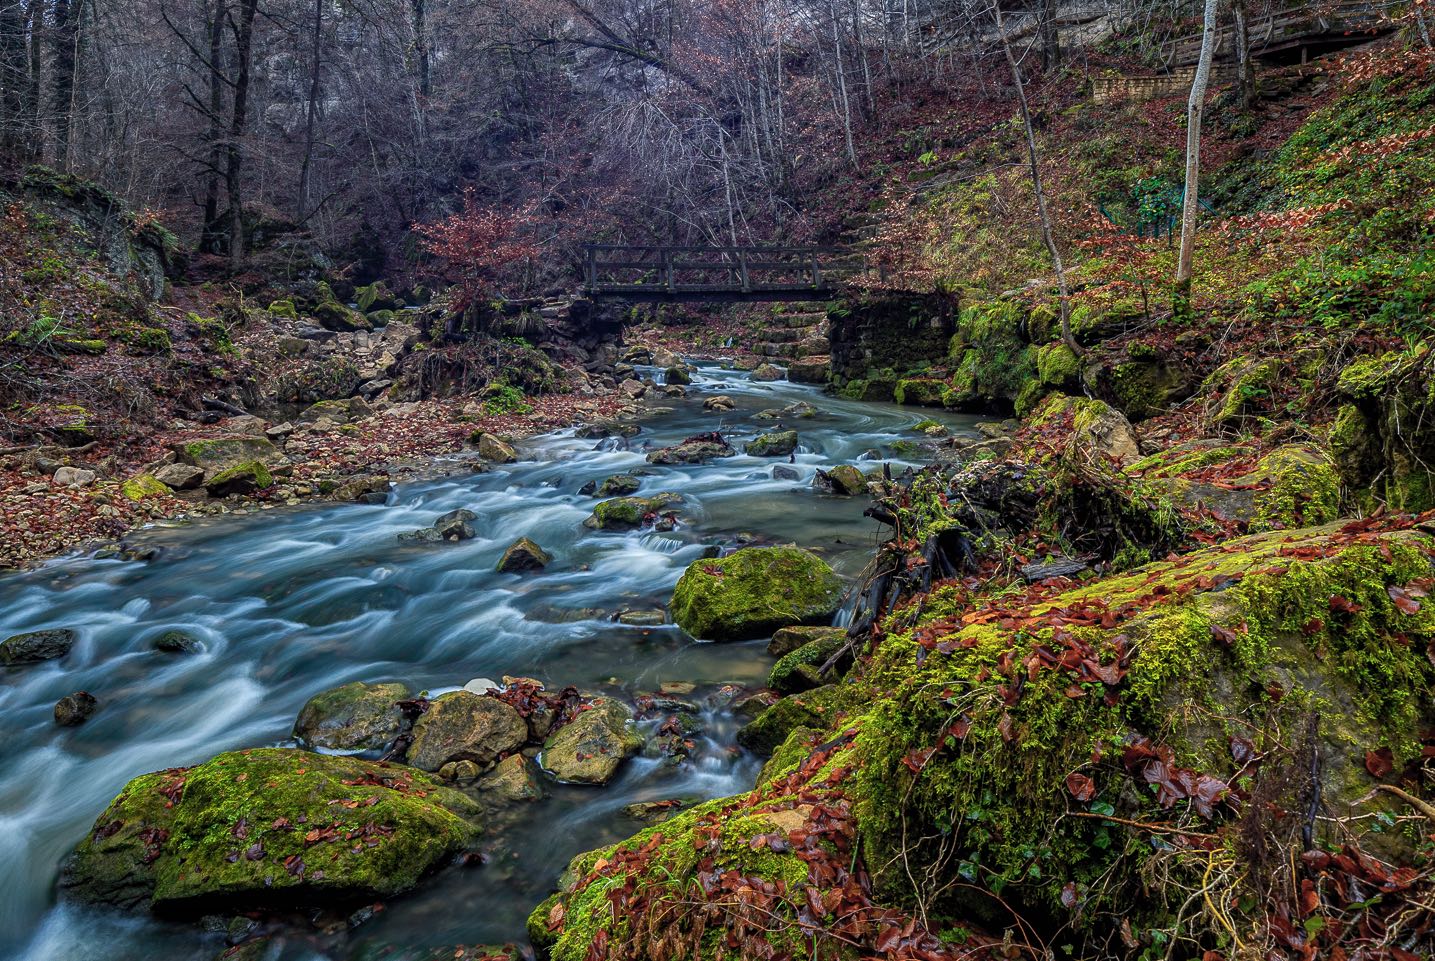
[
  {"left": 773, "top": 465, "right": 800, "bottom": 481},
  {"left": 497, "top": 537, "right": 551, "bottom": 573},
  {"left": 590, "top": 474, "right": 640, "bottom": 497},
  {"left": 477, "top": 754, "right": 543, "bottom": 803},
  {"left": 539, "top": 697, "right": 641, "bottom": 785},
  {"left": 61, "top": 748, "right": 481, "bottom": 911},
  {"left": 55, "top": 691, "right": 98, "bottom": 726},
  {"left": 813, "top": 464, "right": 866, "bottom": 496},
  {"left": 767, "top": 625, "right": 846, "bottom": 658},
  {"left": 583, "top": 493, "right": 683, "bottom": 531},
  {"left": 406, "top": 691, "right": 528, "bottom": 772},
  {"left": 154, "top": 463, "right": 205, "bottom": 490},
  {"left": 646, "top": 434, "right": 735, "bottom": 465},
  {"left": 475, "top": 433, "right": 518, "bottom": 463},
  {"left": 745, "top": 430, "right": 798, "bottom": 457},
  {"left": 664, "top": 365, "right": 691, "bottom": 385},
  {"left": 751, "top": 363, "right": 785, "bottom": 382},
  {"left": 1, "top": 628, "right": 77, "bottom": 665},
  {"left": 293, "top": 680, "right": 410, "bottom": 752},
  {"left": 669, "top": 547, "right": 843, "bottom": 642},
  {"left": 434, "top": 509, "right": 477, "bottom": 541},
  {"left": 769, "top": 636, "right": 849, "bottom": 694},
  {"left": 153, "top": 630, "right": 202, "bottom": 654}
]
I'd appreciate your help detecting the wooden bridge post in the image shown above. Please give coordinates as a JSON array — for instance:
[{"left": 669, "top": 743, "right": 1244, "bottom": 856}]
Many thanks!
[
  {"left": 739, "top": 250, "right": 751, "bottom": 293},
  {"left": 663, "top": 249, "right": 675, "bottom": 292},
  {"left": 810, "top": 252, "right": 822, "bottom": 289},
  {"left": 585, "top": 246, "right": 597, "bottom": 290}
]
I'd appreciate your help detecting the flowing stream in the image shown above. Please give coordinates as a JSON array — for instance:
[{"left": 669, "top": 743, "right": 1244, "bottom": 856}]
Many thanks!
[{"left": 0, "top": 365, "right": 978, "bottom": 961}]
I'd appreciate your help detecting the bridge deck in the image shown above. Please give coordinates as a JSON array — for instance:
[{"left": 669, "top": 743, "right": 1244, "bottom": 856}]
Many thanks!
[
  {"left": 582, "top": 244, "right": 864, "bottom": 303},
  {"left": 1159, "top": 0, "right": 1400, "bottom": 67}
]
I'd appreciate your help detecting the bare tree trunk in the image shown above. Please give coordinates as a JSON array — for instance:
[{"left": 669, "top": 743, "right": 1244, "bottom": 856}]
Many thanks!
[
  {"left": 993, "top": 0, "right": 1078, "bottom": 355},
  {"left": 0, "top": 0, "right": 26, "bottom": 151},
  {"left": 1176, "top": 0, "right": 1220, "bottom": 303},
  {"left": 1039, "top": 0, "right": 1061, "bottom": 68},
  {"left": 830, "top": 0, "right": 857, "bottom": 166},
  {"left": 297, "top": 0, "right": 323, "bottom": 222},
  {"left": 226, "top": 0, "right": 259, "bottom": 268},
  {"left": 410, "top": 0, "right": 430, "bottom": 99},
  {"left": 1233, "top": 0, "right": 1255, "bottom": 109},
  {"left": 200, "top": 0, "right": 226, "bottom": 253},
  {"left": 51, "top": 0, "right": 78, "bottom": 170}
]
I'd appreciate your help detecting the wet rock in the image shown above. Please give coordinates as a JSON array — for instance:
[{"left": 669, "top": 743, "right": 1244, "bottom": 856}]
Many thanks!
[
  {"left": 595, "top": 474, "right": 640, "bottom": 497},
  {"left": 477, "top": 754, "right": 543, "bottom": 803},
  {"left": 293, "top": 681, "right": 410, "bottom": 752},
  {"left": 782, "top": 401, "right": 819, "bottom": 419},
  {"left": 1, "top": 628, "right": 77, "bottom": 665},
  {"left": 621, "top": 346, "right": 653, "bottom": 365},
  {"left": 620, "top": 800, "right": 688, "bottom": 824},
  {"left": 475, "top": 433, "right": 518, "bottom": 463},
  {"left": 153, "top": 630, "right": 202, "bottom": 654},
  {"left": 62, "top": 748, "right": 481, "bottom": 911},
  {"left": 55, "top": 691, "right": 98, "bottom": 726},
  {"left": 769, "top": 636, "right": 849, "bottom": 694},
  {"left": 54, "top": 466, "right": 97, "bottom": 487},
  {"left": 650, "top": 347, "right": 680, "bottom": 368},
  {"left": 583, "top": 493, "right": 683, "bottom": 531},
  {"left": 857, "top": 448, "right": 883, "bottom": 461},
  {"left": 751, "top": 363, "right": 785, "bottom": 382},
  {"left": 813, "top": 465, "right": 866, "bottom": 496},
  {"left": 736, "top": 692, "right": 827, "bottom": 755},
  {"left": 664, "top": 365, "right": 691, "bottom": 386},
  {"left": 702, "top": 395, "right": 736, "bottom": 412},
  {"left": 205, "top": 462, "right": 274, "bottom": 497},
  {"left": 406, "top": 691, "right": 528, "bottom": 772},
  {"left": 733, "top": 690, "right": 780, "bottom": 720},
  {"left": 434, "top": 509, "right": 477, "bottom": 541},
  {"left": 616, "top": 609, "right": 667, "bottom": 626},
  {"left": 647, "top": 433, "right": 736, "bottom": 465},
  {"left": 438, "top": 759, "right": 482, "bottom": 782},
  {"left": 772, "top": 465, "right": 800, "bottom": 481},
  {"left": 329, "top": 475, "right": 390, "bottom": 503},
  {"left": 767, "top": 625, "right": 846, "bottom": 658},
  {"left": 496, "top": 537, "right": 552, "bottom": 573},
  {"left": 618, "top": 380, "right": 647, "bottom": 400},
  {"left": 540, "top": 697, "right": 641, "bottom": 785},
  {"left": 575, "top": 420, "right": 640, "bottom": 440},
  {"left": 670, "top": 547, "right": 844, "bottom": 642},
  {"left": 745, "top": 430, "right": 798, "bottom": 457},
  {"left": 463, "top": 677, "right": 500, "bottom": 695},
  {"left": 397, "top": 528, "right": 443, "bottom": 545},
  {"left": 154, "top": 463, "right": 204, "bottom": 490}
]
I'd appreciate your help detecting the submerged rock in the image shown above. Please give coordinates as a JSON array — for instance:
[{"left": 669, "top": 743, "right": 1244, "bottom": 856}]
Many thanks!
[
  {"left": 496, "top": 537, "right": 552, "bottom": 573},
  {"left": 405, "top": 692, "right": 528, "bottom": 772},
  {"left": 292, "top": 681, "right": 410, "bottom": 753},
  {"left": 152, "top": 630, "right": 202, "bottom": 654},
  {"left": 540, "top": 697, "right": 641, "bottom": 785},
  {"left": 62, "top": 748, "right": 481, "bottom": 911},
  {"left": 55, "top": 691, "right": 98, "bottom": 726},
  {"left": 669, "top": 547, "right": 844, "bottom": 642},
  {"left": 646, "top": 433, "right": 736, "bottom": 465},
  {"left": 1, "top": 628, "right": 77, "bottom": 665}
]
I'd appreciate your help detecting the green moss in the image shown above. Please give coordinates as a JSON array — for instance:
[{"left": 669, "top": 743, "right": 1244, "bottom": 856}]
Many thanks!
[
  {"left": 1035, "top": 343, "right": 1079, "bottom": 387},
  {"left": 66, "top": 748, "right": 482, "bottom": 910},
  {"left": 584, "top": 493, "right": 681, "bottom": 531},
  {"left": 120, "top": 474, "right": 169, "bottom": 501},
  {"left": 128, "top": 327, "right": 171, "bottom": 354},
  {"left": 670, "top": 547, "right": 844, "bottom": 642},
  {"left": 206, "top": 461, "right": 273, "bottom": 491},
  {"left": 1207, "top": 356, "right": 1279, "bottom": 428},
  {"left": 1247, "top": 446, "right": 1341, "bottom": 532},
  {"left": 1129, "top": 442, "right": 1250, "bottom": 479},
  {"left": 768, "top": 635, "right": 846, "bottom": 693},
  {"left": 894, "top": 378, "right": 947, "bottom": 407},
  {"left": 267, "top": 300, "right": 298, "bottom": 320}
]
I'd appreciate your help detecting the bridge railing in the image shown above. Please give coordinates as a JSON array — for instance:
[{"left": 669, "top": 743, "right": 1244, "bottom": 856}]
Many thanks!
[
  {"left": 1158, "top": 0, "right": 1402, "bottom": 66},
  {"left": 581, "top": 244, "right": 867, "bottom": 299}
]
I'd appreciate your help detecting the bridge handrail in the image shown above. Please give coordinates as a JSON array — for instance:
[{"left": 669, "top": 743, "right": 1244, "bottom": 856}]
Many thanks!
[{"left": 581, "top": 243, "right": 864, "bottom": 298}]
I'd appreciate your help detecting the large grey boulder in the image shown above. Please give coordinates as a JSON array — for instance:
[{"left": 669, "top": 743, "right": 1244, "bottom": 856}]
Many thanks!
[
  {"left": 406, "top": 692, "right": 528, "bottom": 772},
  {"left": 540, "top": 697, "right": 641, "bottom": 785},
  {"left": 293, "top": 681, "right": 411, "bottom": 752}
]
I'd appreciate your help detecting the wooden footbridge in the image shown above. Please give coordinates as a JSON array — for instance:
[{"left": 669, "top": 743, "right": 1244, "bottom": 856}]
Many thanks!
[
  {"left": 581, "top": 244, "right": 866, "bottom": 303},
  {"left": 1159, "top": 0, "right": 1403, "bottom": 67}
]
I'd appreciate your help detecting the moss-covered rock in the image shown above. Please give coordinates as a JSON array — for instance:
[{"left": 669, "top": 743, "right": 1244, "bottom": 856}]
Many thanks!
[
  {"left": 204, "top": 461, "right": 273, "bottom": 496},
  {"left": 745, "top": 430, "right": 798, "bottom": 457},
  {"left": 1207, "top": 355, "right": 1280, "bottom": 429},
  {"left": 496, "top": 537, "right": 552, "bottom": 573},
  {"left": 355, "top": 281, "right": 400, "bottom": 313},
  {"left": 1032, "top": 393, "right": 1142, "bottom": 466},
  {"left": 62, "top": 748, "right": 481, "bottom": 912},
  {"left": 1330, "top": 347, "right": 1435, "bottom": 512},
  {"left": 293, "top": 681, "right": 410, "bottom": 753},
  {"left": 767, "top": 625, "right": 846, "bottom": 658},
  {"left": 893, "top": 378, "right": 947, "bottom": 407},
  {"left": 539, "top": 697, "right": 641, "bottom": 784},
  {"left": 1246, "top": 445, "right": 1341, "bottom": 532},
  {"left": 669, "top": 547, "right": 844, "bottom": 641},
  {"left": 583, "top": 493, "right": 682, "bottom": 531},
  {"left": 313, "top": 301, "right": 371, "bottom": 333},
  {"left": 175, "top": 436, "right": 289, "bottom": 488},
  {"left": 768, "top": 635, "right": 848, "bottom": 693},
  {"left": 120, "top": 474, "right": 169, "bottom": 501}
]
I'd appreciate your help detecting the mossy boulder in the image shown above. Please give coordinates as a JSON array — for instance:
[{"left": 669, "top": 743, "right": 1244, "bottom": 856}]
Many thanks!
[
  {"left": 767, "top": 625, "right": 846, "bottom": 658},
  {"left": 405, "top": 692, "right": 529, "bottom": 772},
  {"left": 120, "top": 474, "right": 169, "bottom": 501},
  {"left": 893, "top": 378, "right": 947, "bottom": 407},
  {"left": 768, "top": 635, "right": 849, "bottom": 693},
  {"left": 593, "top": 473, "right": 640, "bottom": 497},
  {"left": 355, "top": 281, "right": 400, "bottom": 313},
  {"left": 646, "top": 437, "right": 736, "bottom": 465},
  {"left": 751, "top": 363, "right": 785, "bottom": 382},
  {"left": 475, "top": 433, "right": 518, "bottom": 463},
  {"left": 1330, "top": 347, "right": 1435, "bottom": 512},
  {"left": 745, "top": 430, "right": 798, "bottom": 457},
  {"left": 664, "top": 365, "right": 691, "bottom": 385},
  {"left": 539, "top": 697, "right": 641, "bottom": 784},
  {"left": 669, "top": 547, "right": 844, "bottom": 642},
  {"left": 1032, "top": 393, "right": 1141, "bottom": 466},
  {"left": 293, "top": 681, "right": 410, "bottom": 753},
  {"left": 814, "top": 464, "right": 866, "bottom": 496},
  {"left": 313, "top": 301, "right": 371, "bottom": 333},
  {"left": 583, "top": 493, "right": 682, "bottom": 531},
  {"left": 1206, "top": 356, "right": 1280, "bottom": 429},
  {"left": 1245, "top": 445, "right": 1341, "bottom": 532},
  {"left": 62, "top": 748, "right": 481, "bottom": 911},
  {"left": 477, "top": 754, "right": 543, "bottom": 803},
  {"left": 204, "top": 461, "right": 273, "bottom": 496},
  {"left": 174, "top": 436, "right": 290, "bottom": 486}
]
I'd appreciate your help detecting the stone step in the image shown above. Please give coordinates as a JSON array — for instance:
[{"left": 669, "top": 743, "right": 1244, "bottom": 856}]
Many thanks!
[
  {"left": 773, "top": 312, "right": 828, "bottom": 328},
  {"left": 788, "top": 358, "right": 831, "bottom": 384}
]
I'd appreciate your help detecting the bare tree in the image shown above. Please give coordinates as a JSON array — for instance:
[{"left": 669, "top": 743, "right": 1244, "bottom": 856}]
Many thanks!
[
  {"left": 992, "top": 0, "right": 1078, "bottom": 354},
  {"left": 1176, "top": 0, "right": 1220, "bottom": 306}
]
